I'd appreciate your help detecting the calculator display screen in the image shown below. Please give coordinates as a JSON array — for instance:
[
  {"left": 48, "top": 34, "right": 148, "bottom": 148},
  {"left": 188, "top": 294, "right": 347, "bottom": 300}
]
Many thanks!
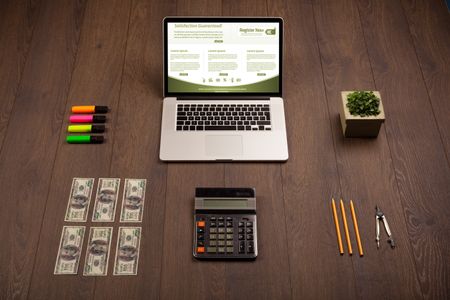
[{"left": 203, "top": 199, "right": 248, "bottom": 208}]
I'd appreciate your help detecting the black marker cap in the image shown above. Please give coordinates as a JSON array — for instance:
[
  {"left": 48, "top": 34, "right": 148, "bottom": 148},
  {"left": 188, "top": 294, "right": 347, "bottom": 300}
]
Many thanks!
[
  {"left": 92, "top": 115, "right": 106, "bottom": 123},
  {"left": 91, "top": 124, "right": 105, "bottom": 133},
  {"left": 90, "top": 135, "right": 104, "bottom": 144},
  {"left": 95, "top": 106, "right": 109, "bottom": 113}
]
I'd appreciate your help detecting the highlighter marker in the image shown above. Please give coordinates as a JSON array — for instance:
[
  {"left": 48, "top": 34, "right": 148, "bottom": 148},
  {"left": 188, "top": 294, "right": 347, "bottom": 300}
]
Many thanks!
[
  {"left": 72, "top": 105, "right": 108, "bottom": 114},
  {"left": 67, "top": 124, "right": 105, "bottom": 133},
  {"left": 69, "top": 115, "right": 106, "bottom": 123},
  {"left": 66, "top": 135, "right": 104, "bottom": 144}
]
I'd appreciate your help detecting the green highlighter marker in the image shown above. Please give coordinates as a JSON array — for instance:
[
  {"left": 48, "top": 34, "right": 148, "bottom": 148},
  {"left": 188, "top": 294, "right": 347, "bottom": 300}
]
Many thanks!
[
  {"left": 67, "top": 124, "right": 105, "bottom": 133},
  {"left": 66, "top": 135, "right": 104, "bottom": 144}
]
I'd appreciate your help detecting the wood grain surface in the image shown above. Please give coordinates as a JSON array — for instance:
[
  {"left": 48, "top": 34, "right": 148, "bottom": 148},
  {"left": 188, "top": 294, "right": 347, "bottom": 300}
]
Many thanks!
[
  {"left": 0, "top": 0, "right": 41, "bottom": 150},
  {"left": 28, "top": 0, "right": 131, "bottom": 299},
  {"left": 313, "top": 0, "right": 422, "bottom": 298},
  {"left": 401, "top": 0, "right": 450, "bottom": 163},
  {"left": 358, "top": 1, "right": 450, "bottom": 298},
  {"left": 0, "top": 0, "right": 448, "bottom": 299},
  {"left": 0, "top": 0, "right": 87, "bottom": 298}
]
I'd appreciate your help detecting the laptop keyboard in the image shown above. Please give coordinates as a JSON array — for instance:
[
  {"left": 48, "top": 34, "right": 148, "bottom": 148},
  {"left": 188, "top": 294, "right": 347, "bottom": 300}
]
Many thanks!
[{"left": 176, "top": 104, "right": 271, "bottom": 131}]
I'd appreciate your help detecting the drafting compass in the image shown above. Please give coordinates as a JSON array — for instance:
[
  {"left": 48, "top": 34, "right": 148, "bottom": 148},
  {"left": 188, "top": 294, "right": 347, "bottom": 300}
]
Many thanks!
[{"left": 375, "top": 206, "right": 395, "bottom": 249}]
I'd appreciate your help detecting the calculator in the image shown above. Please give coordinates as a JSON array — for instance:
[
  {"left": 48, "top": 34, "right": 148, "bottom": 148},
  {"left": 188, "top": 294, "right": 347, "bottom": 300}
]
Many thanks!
[{"left": 193, "top": 187, "right": 258, "bottom": 260}]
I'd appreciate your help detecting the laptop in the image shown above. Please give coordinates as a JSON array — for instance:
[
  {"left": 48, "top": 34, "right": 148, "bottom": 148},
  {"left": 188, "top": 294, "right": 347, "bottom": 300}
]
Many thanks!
[{"left": 159, "top": 17, "right": 289, "bottom": 161}]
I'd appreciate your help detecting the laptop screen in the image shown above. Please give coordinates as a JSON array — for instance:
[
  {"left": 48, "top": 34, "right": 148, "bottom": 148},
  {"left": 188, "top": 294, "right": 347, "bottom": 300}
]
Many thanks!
[{"left": 164, "top": 18, "right": 282, "bottom": 97}]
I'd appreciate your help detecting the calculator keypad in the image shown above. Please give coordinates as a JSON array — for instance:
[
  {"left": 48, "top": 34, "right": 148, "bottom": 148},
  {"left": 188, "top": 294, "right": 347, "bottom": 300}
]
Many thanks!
[{"left": 194, "top": 214, "right": 257, "bottom": 259}]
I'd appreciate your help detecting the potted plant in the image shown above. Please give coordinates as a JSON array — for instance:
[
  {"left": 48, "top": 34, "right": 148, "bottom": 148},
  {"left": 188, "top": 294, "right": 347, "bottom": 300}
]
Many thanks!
[{"left": 340, "top": 91, "right": 385, "bottom": 138}]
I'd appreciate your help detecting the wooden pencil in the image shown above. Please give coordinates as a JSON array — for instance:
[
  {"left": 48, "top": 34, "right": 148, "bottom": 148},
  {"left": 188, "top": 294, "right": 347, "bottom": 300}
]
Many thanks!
[
  {"left": 331, "top": 198, "right": 344, "bottom": 255},
  {"left": 350, "top": 200, "right": 364, "bottom": 256},
  {"left": 340, "top": 199, "right": 353, "bottom": 255}
]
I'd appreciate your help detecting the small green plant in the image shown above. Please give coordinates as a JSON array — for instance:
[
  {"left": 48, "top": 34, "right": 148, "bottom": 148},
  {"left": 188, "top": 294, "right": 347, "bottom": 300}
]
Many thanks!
[{"left": 346, "top": 91, "right": 380, "bottom": 117}]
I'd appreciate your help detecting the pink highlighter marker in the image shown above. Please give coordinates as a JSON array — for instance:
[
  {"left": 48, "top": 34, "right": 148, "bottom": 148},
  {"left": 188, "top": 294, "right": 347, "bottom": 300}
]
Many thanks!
[{"left": 69, "top": 114, "right": 106, "bottom": 123}]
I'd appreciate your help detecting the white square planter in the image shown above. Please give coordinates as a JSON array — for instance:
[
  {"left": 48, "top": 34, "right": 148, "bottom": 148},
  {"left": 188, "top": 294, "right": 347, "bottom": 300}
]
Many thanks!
[{"left": 340, "top": 91, "right": 385, "bottom": 138}]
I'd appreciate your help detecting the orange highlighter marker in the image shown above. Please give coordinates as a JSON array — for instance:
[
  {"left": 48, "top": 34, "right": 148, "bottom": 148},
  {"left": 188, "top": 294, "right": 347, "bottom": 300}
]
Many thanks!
[{"left": 72, "top": 105, "right": 108, "bottom": 114}]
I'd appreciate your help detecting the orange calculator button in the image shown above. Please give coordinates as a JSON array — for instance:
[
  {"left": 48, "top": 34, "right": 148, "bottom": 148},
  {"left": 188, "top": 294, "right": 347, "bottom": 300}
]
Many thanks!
[
  {"left": 197, "top": 221, "right": 205, "bottom": 227},
  {"left": 197, "top": 247, "right": 205, "bottom": 253}
]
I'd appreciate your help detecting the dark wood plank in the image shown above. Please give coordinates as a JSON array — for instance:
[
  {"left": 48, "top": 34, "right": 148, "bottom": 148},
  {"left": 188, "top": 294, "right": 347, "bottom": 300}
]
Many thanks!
[
  {"left": 0, "top": 0, "right": 86, "bottom": 298},
  {"left": 400, "top": 0, "right": 450, "bottom": 163},
  {"left": 176, "top": 0, "right": 222, "bottom": 16},
  {"left": 26, "top": 0, "right": 131, "bottom": 298},
  {"left": 222, "top": 0, "right": 266, "bottom": 15},
  {"left": 161, "top": 165, "right": 226, "bottom": 299},
  {"left": 0, "top": 0, "right": 41, "bottom": 150},
  {"left": 313, "top": 0, "right": 422, "bottom": 298},
  {"left": 224, "top": 163, "right": 291, "bottom": 299},
  {"left": 220, "top": 1, "right": 292, "bottom": 299},
  {"left": 178, "top": 0, "right": 222, "bottom": 15},
  {"left": 267, "top": 0, "right": 356, "bottom": 298},
  {"left": 91, "top": 0, "right": 174, "bottom": 298},
  {"left": 159, "top": 1, "right": 227, "bottom": 299},
  {"left": 358, "top": 0, "right": 450, "bottom": 298}
]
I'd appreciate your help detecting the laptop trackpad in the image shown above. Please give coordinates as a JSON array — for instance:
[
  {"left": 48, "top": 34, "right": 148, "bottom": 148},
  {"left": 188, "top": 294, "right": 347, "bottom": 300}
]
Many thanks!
[{"left": 205, "top": 135, "right": 243, "bottom": 157}]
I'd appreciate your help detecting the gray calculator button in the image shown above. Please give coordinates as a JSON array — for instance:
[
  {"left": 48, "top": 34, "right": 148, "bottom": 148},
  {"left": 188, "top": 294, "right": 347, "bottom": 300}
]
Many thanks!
[
  {"left": 238, "top": 222, "right": 244, "bottom": 227},
  {"left": 239, "top": 241, "right": 245, "bottom": 253},
  {"left": 218, "top": 247, "right": 225, "bottom": 253},
  {"left": 246, "top": 222, "right": 253, "bottom": 227},
  {"left": 218, "top": 234, "right": 225, "bottom": 240},
  {"left": 218, "top": 240, "right": 225, "bottom": 246},
  {"left": 210, "top": 228, "right": 217, "bottom": 233},
  {"left": 238, "top": 228, "right": 245, "bottom": 234},
  {"left": 210, "top": 234, "right": 216, "bottom": 239},
  {"left": 210, "top": 240, "right": 217, "bottom": 246},
  {"left": 207, "top": 247, "right": 217, "bottom": 253},
  {"left": 238, "top": 234, "right": 245, "bottom": 240},
  {"left": 247, "top": 241, "right": 254, "bottom": 253},
  {"left": 246, "top": 234, "right": 253, "bottom": 240},
  {"left": 246, "top": 228, "right": 253, "bottom": 234},
  {"left": 226, "top": 234, "right": 233, "bottom": 240},
  {"left": 226, "top": 228, "right": 233, "bottom": 233},
  {"left": 226, "top": 247, "right": 234, "bottom": 253},
  {"left": 226, "top": 240, "right": 233, "bottom": 246},
  {"left": 226, "top": 221, "right": 233, "bottom": 227},
  {"left": 218, "top": 228, "right": 225, "bottom": 233}
]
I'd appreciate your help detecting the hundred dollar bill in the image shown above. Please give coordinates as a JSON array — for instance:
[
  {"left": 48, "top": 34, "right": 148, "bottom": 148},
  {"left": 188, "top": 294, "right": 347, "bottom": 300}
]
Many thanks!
[
  {"left": 120, "top": 179, "right": 146, "bottom": 222},
  {"left": 113, "top": 227, "right": 141, "bottom": 275},
  {"left": 83, "top": 227, "right": 113, "bottom": 276},
  {"left": 54, "top": 226, "right": 86, "bottom": 275},
  {"left": 92, "top": 178, "right": 120, "bottom": 222},
  {"left": 65, "top": 178, "right": 94, "bottom": 222}
]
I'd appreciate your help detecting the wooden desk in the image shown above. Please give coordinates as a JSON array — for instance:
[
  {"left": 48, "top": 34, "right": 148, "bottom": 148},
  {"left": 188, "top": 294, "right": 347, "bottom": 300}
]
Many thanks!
[{"left": 0, "top": 0, "right": 448, "bottom": 299}]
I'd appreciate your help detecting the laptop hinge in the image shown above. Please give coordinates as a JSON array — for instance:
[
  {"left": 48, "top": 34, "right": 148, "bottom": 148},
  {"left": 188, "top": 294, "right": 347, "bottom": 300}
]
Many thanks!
[{"left": 177, "top": 96, "right": 270, "bottom": 101}]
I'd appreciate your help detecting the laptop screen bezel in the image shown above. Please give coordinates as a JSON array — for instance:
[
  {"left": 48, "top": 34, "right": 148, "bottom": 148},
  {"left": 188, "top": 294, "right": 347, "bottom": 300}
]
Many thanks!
[{"left": 163, "top": 17, "right": 283, "bottom": 98}]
